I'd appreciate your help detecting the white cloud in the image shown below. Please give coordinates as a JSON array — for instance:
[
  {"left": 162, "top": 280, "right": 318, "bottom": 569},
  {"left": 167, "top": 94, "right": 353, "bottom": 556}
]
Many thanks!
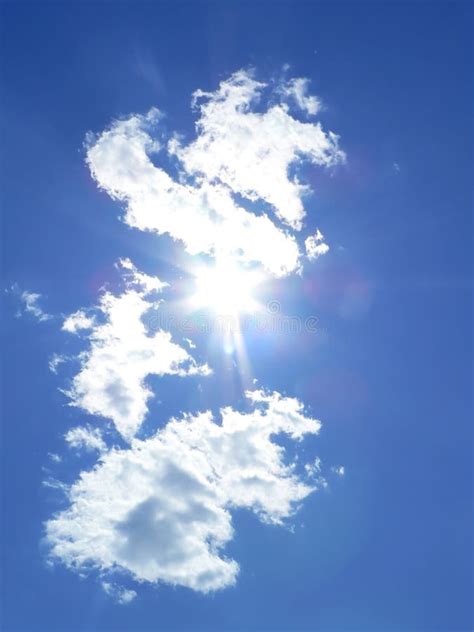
[
  {"left": 65, "top": 425, "right": 107, "bottom": 453},
  {"left": 118, "top": 257, "right": 168, "bottom": 294},
  {"left": 281, "top": 77, "right": 322, "bottom": 116},
  {"left": 86, "top": 111, "right": 300, "bottom": 278},
  {"left": 22, "top": 291, "right": 51, "bottom": 321},
  {"left": 175, "top": 70, "right": 343, "bottom": 230},
  {"left": 46, "top": 390, "right": 321, "bottom": 594},
  {"left": 62, "top": 310, "right": 96, "bottom": 333},
  {"left": 42, "top": 478, "right": 68, "bottom": 493},
  {"left": 184, "top": 337, "right": 196, "bottom": 349},
  {"left": 304, "top": 456, "right": 328, "bottom": 490},
  {"left": 85, "top": 70, "right": 344, "bottom": 277},
  {"left": 304, "top": 456, "right": 322, "bottom": 477},
  {"left": 10, "top": 285, "right": 52, "bottom": 322},
  {"left": 101, "top": 581, "right": 137, "bottom": 605},
  {"left": 331, "top": 465, "right": 345, "bottom": 477},
  {"left": 49, "top": 353, "right": 68, "bottom": 374},
  {"left": 40, "top": 69, "right": 344, "bottom": 600},
  {"left": 62, "top": 260, "right": 210, "bottom": 441},
  {"left": 305, "top": 229, "right": 330, "bottom": 260},
  {"left": 48, "top": 452, "right": 62, "bottom": 464}
]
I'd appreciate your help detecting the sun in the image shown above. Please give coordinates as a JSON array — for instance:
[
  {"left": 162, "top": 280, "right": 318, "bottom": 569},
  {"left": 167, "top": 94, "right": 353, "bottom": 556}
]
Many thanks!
[{"left": 191, "top": 259, "right": 261, "bottom": 315}]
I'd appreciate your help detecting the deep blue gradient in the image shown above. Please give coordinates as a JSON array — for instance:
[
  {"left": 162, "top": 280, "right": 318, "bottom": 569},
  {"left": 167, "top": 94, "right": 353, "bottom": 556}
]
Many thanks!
[{"left": 1, "top": 2, "right": 472, "bottom": 631}]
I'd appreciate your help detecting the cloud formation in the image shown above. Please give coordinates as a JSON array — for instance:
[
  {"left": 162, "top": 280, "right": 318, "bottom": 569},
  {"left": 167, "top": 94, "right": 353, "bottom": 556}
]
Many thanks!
[
  {"left": 39, "top": 70, "right": 344, "bottom": 601},
  {"left": 281, "top": 77, "right": 322, "bottom": 116},
  {"left": 10, "top": 285, "right": 52, "bottom": 322},
  {"left": 305, "top": 229, "right": 330, "bottom": 260},
  {"left": 62, "top": 310, "right": 96, "bottom": 334},
  {"left": 46, "top": 390, "right": 321, "bottom": 593},
  {"left": 62, "top": 259, "right": 210, "bottom": 441},
  {"left": 175, "top": 71, "right": 342, "bottom": 230},
  {"left": 86, "top": 70, "right": 343, "bottom": 276},
  {"left": 101, "top": 582, "right": 137, "bottom": 605},
  {"left": 65, "top": 425, "right": 107, "bottom": 454}
]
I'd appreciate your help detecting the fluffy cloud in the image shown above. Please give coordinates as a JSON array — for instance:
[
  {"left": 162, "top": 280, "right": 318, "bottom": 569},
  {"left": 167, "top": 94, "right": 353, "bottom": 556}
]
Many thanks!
[
  {"left": 177, "top": 71, "right": 342, "bottom": 229},
  {"left": 46, "top": 390, "right": 322, "bottom": 594},
  {"left": 65, "top": 425, "right": 107, "bottom": 453},
  {"left": 62, "top": 260, "right": 210, "bottom": 441},
  {"left": 305, "top": 229, "right": 330, "bottom": 260},
  {"left": 40, "top": 69, "right": 344, "bottom": 602},
  {"left": 62, "top": 310, "right": 96, "bottom": 333},
  {"left": 86, "top": 111, "right": 300, "bottom": 277},
  {"left": 86, "top": 70, "right": 343, "bottom": 276}
]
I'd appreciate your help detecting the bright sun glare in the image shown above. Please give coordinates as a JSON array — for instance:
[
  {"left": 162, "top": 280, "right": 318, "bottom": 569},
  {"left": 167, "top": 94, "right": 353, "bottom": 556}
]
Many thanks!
[{"left": 192, "top": 260, "right": 261, "bottom": 315}]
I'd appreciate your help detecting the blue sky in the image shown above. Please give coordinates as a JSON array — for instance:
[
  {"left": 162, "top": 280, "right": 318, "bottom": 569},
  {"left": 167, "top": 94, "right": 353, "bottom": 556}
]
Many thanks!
[{"left": 1, "top": 2, "right": 472, "bottom": 631}]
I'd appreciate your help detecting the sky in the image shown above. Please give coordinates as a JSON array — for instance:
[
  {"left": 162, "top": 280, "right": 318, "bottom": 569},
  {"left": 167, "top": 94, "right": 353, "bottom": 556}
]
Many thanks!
[{"left": 0, "top": 2, "right": 472, "bottom": 631}]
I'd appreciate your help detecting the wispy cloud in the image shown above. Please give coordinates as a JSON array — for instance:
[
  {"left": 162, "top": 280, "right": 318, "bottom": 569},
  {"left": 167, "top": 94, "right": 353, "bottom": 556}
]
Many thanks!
[
  {"left": 9, "top": 285, "right": 52, "bottom": 322},
  {"left": 101, "top": 581, "right": 137, "bottom": 605},
  {"left": 281, "top": 76, "right": 322, "bottom": 115},
  {"left": 48, "top": 354, "right": 68, "bottom": 374},
  {"left": 48, "top": 452, "right": 62, "bottom": 464}
]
